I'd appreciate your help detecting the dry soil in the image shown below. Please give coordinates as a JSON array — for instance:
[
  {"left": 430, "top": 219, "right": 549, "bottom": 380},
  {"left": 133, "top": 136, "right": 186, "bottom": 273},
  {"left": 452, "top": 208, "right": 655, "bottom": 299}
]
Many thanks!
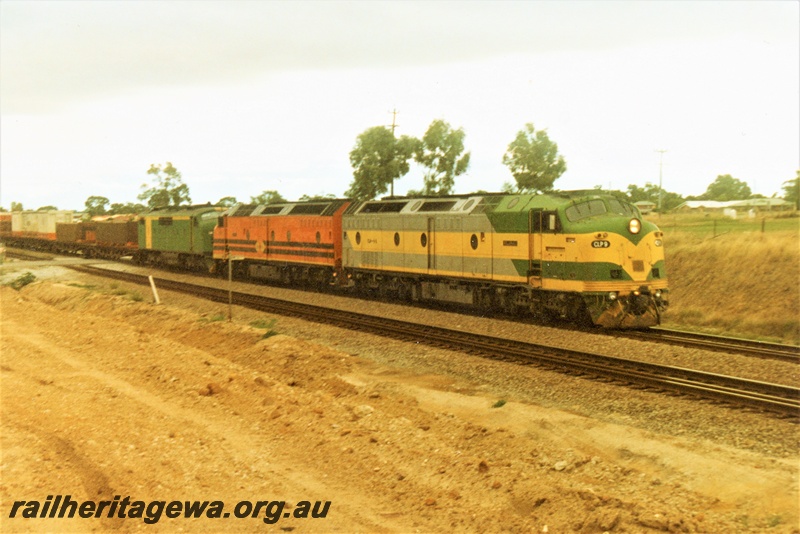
[{"left": 0, "top": 267, "right": 798, "bottom": 533}]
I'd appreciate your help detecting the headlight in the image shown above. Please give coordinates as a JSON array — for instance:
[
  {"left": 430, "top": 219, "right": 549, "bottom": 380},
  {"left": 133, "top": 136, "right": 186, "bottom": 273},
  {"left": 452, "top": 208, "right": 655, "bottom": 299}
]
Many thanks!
[
  {"left": 654, "top": 239, "right": 662, "bottom": 247},
  {"left": 608, "top": 292, "right": 617, "bottom": 301},
  {"left": 628, "top": 218, "right": 641, "bottom": 234},
  {"left": 655, "top": 290, "right": 662, "bottom": 298}
]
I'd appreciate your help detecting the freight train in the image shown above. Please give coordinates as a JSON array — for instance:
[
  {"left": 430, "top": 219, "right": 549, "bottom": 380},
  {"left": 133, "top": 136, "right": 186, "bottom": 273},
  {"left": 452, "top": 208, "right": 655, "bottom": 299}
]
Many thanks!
[
  {"left": 3, "top": 211, "right": 139, "bottom": 259},
  {"left": 1, "top": 191, "right": 669, "bottom": 327}
]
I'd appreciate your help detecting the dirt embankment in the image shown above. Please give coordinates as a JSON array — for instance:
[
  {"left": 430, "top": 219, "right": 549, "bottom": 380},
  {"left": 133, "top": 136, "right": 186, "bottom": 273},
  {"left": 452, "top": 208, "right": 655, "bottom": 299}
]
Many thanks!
[{"left": 1, "top": 278, "right": 798, "bottom": 533}]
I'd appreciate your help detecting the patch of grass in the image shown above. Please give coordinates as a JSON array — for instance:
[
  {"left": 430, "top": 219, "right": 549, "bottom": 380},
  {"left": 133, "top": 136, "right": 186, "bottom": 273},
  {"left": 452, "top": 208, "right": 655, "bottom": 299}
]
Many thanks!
[
  {"left": 197, "top": 313, "right": 227, "bottom": 323},
  {"left": 67, "top": 282, "right": 98, "bottom": 290},
  {"left": 251, "top": 318, "right": 279, "bottom": 339},
  {"left": 767, "top": 515, "right": 783, "bottom": 528},
  {"left": 491, "top": 399, "right": 507, "bottom": 409},
  {"left": 66, "top": 281, "right": 144, "bottom": 302},
  {"left": 663, "top": 218, "right": 800, "bottom": 344},
  {"left": 735, "top": 514, "right": 750, "bottom": 529},
  {"left": 651, "top": 212, "right": 799, "bottom": 236},
  {"left": 250, "top": 318, "right": 277, "bottom": 330},
  {"left": 5, "top": 272, "right": 36, "bottom": 290}
]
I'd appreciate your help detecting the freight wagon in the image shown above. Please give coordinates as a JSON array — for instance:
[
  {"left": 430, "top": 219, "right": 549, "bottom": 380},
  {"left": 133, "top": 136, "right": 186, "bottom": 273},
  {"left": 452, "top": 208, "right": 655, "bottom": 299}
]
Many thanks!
[
  {"left": 11, "top": 210, "right": 74, "bottom": 241},
  {"left": 7, "top": 210, "right": 75, "bottom": 251}
]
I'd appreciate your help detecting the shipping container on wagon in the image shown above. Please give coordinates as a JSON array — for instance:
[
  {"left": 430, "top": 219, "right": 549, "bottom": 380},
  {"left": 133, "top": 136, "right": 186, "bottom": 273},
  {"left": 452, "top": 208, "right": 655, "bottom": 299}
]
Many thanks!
[
  {"left": 0, "top": 214, "right": 11, "bottom": 237},
  {"left": 96, "top": 220, "right": 138, "bottom": 246},
  {"left": 56, "top": 222, "right": 97, "bottom": 243},
  {"left": 11, "top": 211, "right": 74, "bottom": 240}
]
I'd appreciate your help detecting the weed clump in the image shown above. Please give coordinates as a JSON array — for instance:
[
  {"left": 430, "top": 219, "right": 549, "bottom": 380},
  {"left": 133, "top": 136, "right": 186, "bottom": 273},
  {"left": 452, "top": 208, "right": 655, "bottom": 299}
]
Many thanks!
[
  {"left": 6, "top": 272, "right": 36, "bottom": 291},
  {"left": 251, "top": 318, "right": 279, "bottom": 339}
]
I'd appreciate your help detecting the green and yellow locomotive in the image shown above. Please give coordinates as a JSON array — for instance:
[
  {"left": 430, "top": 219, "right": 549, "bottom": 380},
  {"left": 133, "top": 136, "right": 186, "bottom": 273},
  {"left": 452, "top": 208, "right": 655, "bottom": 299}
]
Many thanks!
[
  {"left": 342, "top": 191, "right": 668, "bottom": 327},
  {"left": 135, "top": 205, "right": 223, "bottom": 271}
]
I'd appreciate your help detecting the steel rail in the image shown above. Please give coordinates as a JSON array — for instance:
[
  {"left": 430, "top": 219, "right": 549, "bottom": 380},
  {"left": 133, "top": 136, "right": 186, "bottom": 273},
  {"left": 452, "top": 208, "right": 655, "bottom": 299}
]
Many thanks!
[
  {"left": 64, "top": 264, "right": 800, "bottom": 419},
  {"left": 616, "top": 328, "right": 800, "bottom": 363},
  {"left": 7, "top": 247, "right": 798, "bottom": 364}
]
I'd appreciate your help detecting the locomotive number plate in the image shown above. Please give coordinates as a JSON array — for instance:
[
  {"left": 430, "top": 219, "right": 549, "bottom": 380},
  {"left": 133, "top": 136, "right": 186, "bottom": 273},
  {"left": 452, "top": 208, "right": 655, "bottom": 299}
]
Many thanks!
[{"left": 591, "top": 240, "right": 611, "bottom": 248}]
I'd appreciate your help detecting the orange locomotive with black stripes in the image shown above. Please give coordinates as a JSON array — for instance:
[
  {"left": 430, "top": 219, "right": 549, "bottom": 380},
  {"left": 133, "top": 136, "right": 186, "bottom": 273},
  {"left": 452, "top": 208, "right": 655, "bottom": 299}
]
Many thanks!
[{"left": 211, "top": 200, "right": 350, "bottom": 287}]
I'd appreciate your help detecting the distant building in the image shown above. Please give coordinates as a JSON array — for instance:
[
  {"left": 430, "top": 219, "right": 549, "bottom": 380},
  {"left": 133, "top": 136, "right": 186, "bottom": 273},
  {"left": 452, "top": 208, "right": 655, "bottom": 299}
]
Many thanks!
[
  {"left": 634, "top": 201, "right": 656, "bottom": 214},
  {"left": 674, "top": 199, "right": 793, "bottom": 213}
]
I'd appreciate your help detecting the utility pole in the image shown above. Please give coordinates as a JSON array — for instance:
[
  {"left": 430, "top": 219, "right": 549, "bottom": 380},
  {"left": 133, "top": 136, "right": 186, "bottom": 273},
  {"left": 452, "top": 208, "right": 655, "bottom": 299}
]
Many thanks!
[
  {"left": 388, "top": 108, "right": 398, "bottom": 197},
  {"left": 389, "top": 108, "right": 398, "bottom": 135},
  {"left": 655, "top": 149, "right": 667, "bottom": 212}
]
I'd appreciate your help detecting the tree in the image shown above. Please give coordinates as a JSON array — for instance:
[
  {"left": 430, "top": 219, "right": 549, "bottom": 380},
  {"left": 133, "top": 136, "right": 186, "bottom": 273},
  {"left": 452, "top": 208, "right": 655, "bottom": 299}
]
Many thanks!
[
  {"left": 782, "top": 170, "right": 800, "bottom": 210},
  {"left": 502, "top": 123, "right": 566, "bottom": 193},
  {"left": 626, "top": 182, "right": 684, "bottom": 211},
  {"left": 250, "top": 190, "right": 286, "bottom": 205},
  {"left": 138, "top": 162, "right": 191, "bottom": 209},
  {"left": 37, "top": 205, "right": 58, "bottom": 211},
  {"left": 412, "top": 119, "right": 470, "bottom": 196},
  {"left": 298, "top": 193, "right": 336, "bottom": 202},
  {"left": 701, "top": 174, "right": 752, "bottom": 201},
  {"left": 84, "top": 196, "right": 110, "bottom": 217},
  {"left": 108, "top": 202, "right": 146, "bottom": 214},
  {"left": 626, "top": 183, "right": 665, "bottom": 203},
  {"left": 346, "top": 126, "right": 418, "bottom": 201},
  {"left": 216, "top": 196, "right": 238, "bottom": 207},
  {"left": 10, "top": 202, "right": 23, "bottom": 211}
]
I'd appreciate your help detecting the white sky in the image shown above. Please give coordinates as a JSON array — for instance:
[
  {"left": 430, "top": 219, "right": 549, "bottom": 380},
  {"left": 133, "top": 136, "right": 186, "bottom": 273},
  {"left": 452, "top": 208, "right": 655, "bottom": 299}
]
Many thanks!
[{"left": 1, "top": 1, "right": 798, "bottom": 210}]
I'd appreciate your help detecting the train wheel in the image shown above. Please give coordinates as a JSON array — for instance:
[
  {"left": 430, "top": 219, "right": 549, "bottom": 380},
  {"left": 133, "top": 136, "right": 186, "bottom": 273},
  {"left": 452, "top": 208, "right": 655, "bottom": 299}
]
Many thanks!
[{"left": 397, "top": 280, "right": 413, "bottom": 302}]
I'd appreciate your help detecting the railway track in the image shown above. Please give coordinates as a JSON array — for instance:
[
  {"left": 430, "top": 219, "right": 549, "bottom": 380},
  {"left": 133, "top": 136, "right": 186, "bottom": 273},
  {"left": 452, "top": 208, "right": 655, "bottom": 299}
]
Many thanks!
[
  {"left": 6, "top": 248, "right": 799, "bottom": 363},
  {"left": 615, "top": 328, "right": 800, "bottom": 364},
  {"left": 59, "top": 263, "right": 800, "bottom": 420}
]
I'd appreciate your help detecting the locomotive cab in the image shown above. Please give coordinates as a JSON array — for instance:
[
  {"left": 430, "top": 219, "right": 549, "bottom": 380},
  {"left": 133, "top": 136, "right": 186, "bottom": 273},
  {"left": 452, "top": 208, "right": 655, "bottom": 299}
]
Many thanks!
[{"left": 551, "top": 195, "right": 669, "bottom": 327}]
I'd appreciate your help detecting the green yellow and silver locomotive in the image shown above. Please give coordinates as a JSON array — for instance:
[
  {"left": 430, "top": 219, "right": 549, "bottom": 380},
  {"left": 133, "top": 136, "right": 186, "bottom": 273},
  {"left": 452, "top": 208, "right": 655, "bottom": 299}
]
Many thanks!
[{"left": 342, "top": 191, "right": 668, "bottom": 328}]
